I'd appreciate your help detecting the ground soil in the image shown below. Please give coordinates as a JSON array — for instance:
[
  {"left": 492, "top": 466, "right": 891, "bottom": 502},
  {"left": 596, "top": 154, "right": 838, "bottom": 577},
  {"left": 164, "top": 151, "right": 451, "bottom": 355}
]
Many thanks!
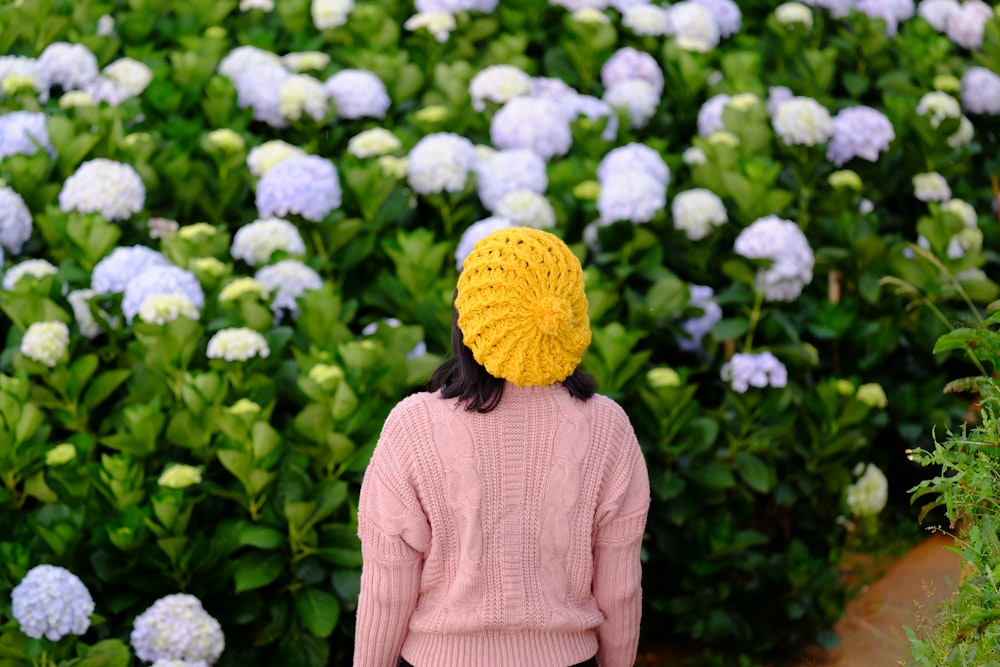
[{"left": 636, "top": 532, "right": 963, "bottom": 667}]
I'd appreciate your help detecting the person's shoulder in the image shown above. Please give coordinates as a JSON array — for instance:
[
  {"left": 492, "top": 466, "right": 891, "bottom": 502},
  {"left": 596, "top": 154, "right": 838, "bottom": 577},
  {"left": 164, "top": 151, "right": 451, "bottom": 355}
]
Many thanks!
[{"left": 587, "top": 392, "right": 632, "bottom": 421}]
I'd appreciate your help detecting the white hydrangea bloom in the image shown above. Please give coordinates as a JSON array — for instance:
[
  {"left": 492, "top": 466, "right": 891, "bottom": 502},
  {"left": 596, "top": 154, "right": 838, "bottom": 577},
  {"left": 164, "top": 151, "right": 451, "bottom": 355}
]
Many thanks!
[
  {"left": 665, "top": 1, "right": 722, "bottom": 51},
  {"left": 20, "top": 321, "right": 70, "bottom": 367},
  {"left": 455, "top": 217, "right": 515, "bottom": 269},
  {"left": 961, "top": 66, "right": 1000, "bottom": 114},
  {"left": 67, "top": 288, "right": 108, "bottom": 338},
  {"left": 603, "top": 79, "right": 660, "bottom": 128},
  {"left": 721, "top": 351, "right": 788, "bottom": 393},
  {"left": 945, "top": 0, "right": 992, "bottom": 49},
  {"left": 240, "top": 0, "right": 275, "bottom": 10},
  {"left": 246, "top": 140, "right": 307, "bottom": 178},
  {"left": 845, "top": 463, "right": 888, "bottom": 518},
  {"left": 138, "top": 294, "right": 200, "bottom": 325},
  {"left": 152, "top": 660, "right": 208, "bottom": 667},
  {"left": 97, "top": 14, "right": 116, "bottom": 37},
  {"left": 475, "top": 148, "right": 548, "bottom": 211},
  {"left": 682, "top": 146, "right": 707, "bottom": 165},
  {"left": 312, "top": 0, "right": 354, "bottom": 29},
  {"left": 91, "top": 246, "right": 171, "bottom": 294},
  {"left": 38, "top": 42, "right": 99, "bottom": 90},
  {"left": 231, "top": 217, "right": 307, "bottom": 266},
  {"left": 947, "top": 115, "right": 974, "bottom": 148},
  {"left": 671, "top": 188, "right": 728, "bottom": 240},
  {"left": 3, "top": 259, "right": 57, "bottom": 290},
  {"left": 772, "top": 96, "right": 833, "bottom": 146},
  {"left": 218, "top": 45, "right": 283, "bottom": 81},
  {"left": 218, "top": 277, "right": 269, "bottom": 302},
  {"left": 324, "top": 69, "right": 391, "bottom": 119},
  {"left": 255, "top": 259, "right": 323, "bottom": 317},
  {"left": 256, "top": 154, "right": 342, "bottom": 222},
  {"left": 11, "top": 565, "right": 94, "bottom": 640},
  {"left": 347, "top": 128, "right": 402, "bottom": 158},
  {"left": 597, "top": 143, "right": 670, "bottom": 187},
  {"left": 406, "top": 132, "right": 476, "bottom": 194},
  {"left": 81, "top": 76, "right": 134, "bottom": 106},
  {"left": 692, "top": 0, "right": 742, "bottom": 36},
  {"left": 130, "top": 594, "right": 225, "bottom": 665},
  {"left": 775, "top": 2, "right": 814, "bottom": 27},
  {"left": 281, "top": 51, "right": 330, "bottom": 72},
  {"left": 469, "top": 65, "right": 533, "bottom": 112},
  {"left": 918, "top": 0, "right": 959, "bottom": 31},
  {"left": 622, "top": 4, "right": 671, "bottom": 35},
  {"left": 916, "top": 90, "right": 962, "bottom": 127},
  {"left": 0, "top": 56, "right": 51, "bottom": 102},
  {"left": 121, "top": 265, "right": 205, "bottom": 324},
  {"left": 0, "top": 186, "right": 32, "bottom": 254},
  {"left": 913, "top": 171, "right": 951, "bottom": 201},
  {"left": 734, "top": 215, "right": 814, "bottom": 302},
  {"left": 941, "top": 198, "right": 977, "bottom": 227},
  {"left": 494, "top": 190, "right": 556, "bottom": 228},
  {"left": 59, "top": 158, "right": 145, "bottom": 221},
  {"left": 102, "top": 57, "right": 153, "bottom": 97},
  {"left": 232, "top": 61, "right": 293, "bottom": 128},
  {"left": 826, "top": 105, "right": 896, "bottom": 165},
  {"left": 598, "top": 170, "right": 666, "bottom": 224},
  {"left": 601, "top": 47, "right": 664, "bottom": 96},
  {"left": 679, "top": 284, "right": 723, "bottom": 353},
  {"left": 490, "top": 96, "right": 573, "bottom": 160},
  {"left": 206, "top": 327, "right": 270, "bottom": 361},
  {"left": 278, "top": 74, "right": 328, "bottom": 123},
  {"left": 0, "top": 110, "right": 55, "bottom": 160},
  {"left": 59, "top": 90, "right": 96, "bottom": 108},
  {"left": 404, "top": 12, "right": 457, "bottom": 42}
]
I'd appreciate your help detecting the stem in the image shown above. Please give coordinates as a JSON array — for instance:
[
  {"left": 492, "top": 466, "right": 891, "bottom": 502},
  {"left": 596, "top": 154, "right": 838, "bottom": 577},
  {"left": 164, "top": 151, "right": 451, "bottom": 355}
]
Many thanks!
[{"left": 743, "top": 288, "right": 765, "bottom": 351}]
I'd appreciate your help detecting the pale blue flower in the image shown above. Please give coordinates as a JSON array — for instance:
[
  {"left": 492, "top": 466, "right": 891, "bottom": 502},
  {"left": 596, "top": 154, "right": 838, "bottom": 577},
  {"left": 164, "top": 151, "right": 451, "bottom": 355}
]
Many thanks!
[
  {"left": 734, "top": 215, "right": 814, "bottom": 302},
  {"left": 121, "top": 265, "right": 205, "bottom": 323},
  {"left": 600, "top": 47, "right": 664, "bottom": 96},
  {"left": 255, "top": 259, "right": 323, "bottom": 318},
  {"left": 597, "top": 143, "right": 669, "bottom": 188},
  {"left": 324, "top": 69, "right": 391, "bottom": 119},
  {"left": 961, "top": 66, "right": 1000, "bottom": 115},
  {"left": 455, "top": 217, "right": 515, "bottom": 269},
  {"left": 598, "top": 170, "right": 666, "bottom": 224},
  {"left": 92, "top": 245, "right": 171, "bottom": 294},
  {"left": 0, "top": 56, "right": 51, "bottom": 102},
  {"left": 130, "top": 594, "right": 224, "bottom": 665},
  {"left": 475, "top": 148, "right": 548, "bottom": 211},
  {"left": 918, "top": 0, "right": 958, "bottom": 31},
  {"left": 0, "top": 111, "right": 55, "bottom": 159},
  {"left": 407, "top": 132, "right": 476, "bottom": 194},
  {"left": 256, "top": 155, "right": 341, "bottom": 222},
  {"left": 826, "top": 106, "right": 895, "bottom": 166},
  {"left": 12, "top": 565, "right": 95, "bottom": 641},
  {"left": 721, "top": 351, "right": 788, "bottom": 393},
  {"left": 0, "top": 185, "right": 32, "bottom": 254},
  {"left": 679, "top": 285, "right": 722, "bottom": 353},
  {"left": 490, "top": 97, "right": 573, "bottom": 160},
  {"left": 38, "top": 42, "right": 100, "bottom": 90},
  {"left": 945, "top": 0, "right": 992, "bottom": 49},
  {"left": 692, "top": 0, "right": 742, "bottom": 36}
]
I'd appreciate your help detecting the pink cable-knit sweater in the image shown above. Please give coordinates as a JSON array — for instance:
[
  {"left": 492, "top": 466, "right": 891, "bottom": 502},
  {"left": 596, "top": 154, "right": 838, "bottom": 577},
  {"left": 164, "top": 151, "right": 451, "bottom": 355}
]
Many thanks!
[{"left": 353, "top": 383, "right": 650, "bottom": 667}]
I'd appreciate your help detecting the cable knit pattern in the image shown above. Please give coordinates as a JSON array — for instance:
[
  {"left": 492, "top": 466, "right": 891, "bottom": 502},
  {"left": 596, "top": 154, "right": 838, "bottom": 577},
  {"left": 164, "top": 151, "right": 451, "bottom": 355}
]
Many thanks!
[{"left": 355, "top": 384, "right": 650, "bottom": 667}]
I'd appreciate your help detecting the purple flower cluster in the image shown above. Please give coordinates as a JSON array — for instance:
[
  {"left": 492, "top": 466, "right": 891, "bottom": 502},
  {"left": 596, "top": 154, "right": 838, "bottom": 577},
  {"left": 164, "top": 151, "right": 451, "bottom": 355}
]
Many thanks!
[{"left": 826, "top": 105, "right": 895, "bottom": 165}]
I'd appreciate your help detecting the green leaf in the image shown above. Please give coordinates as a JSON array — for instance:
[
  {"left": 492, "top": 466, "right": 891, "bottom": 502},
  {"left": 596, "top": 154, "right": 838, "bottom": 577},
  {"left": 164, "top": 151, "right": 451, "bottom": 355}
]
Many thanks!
[
  {"left": 295, "top": 587, "right": 341, "bottom": 638},
  {"left": 735, "top": 452, "right": 772, "bottom": 493},
  {"left": 237, "top": 523, "right": 285, "bottom": 550},
  {"left": 233, "top": 551, "right": 285, "bottom": 593},
  {"left": 689, "top": 461, "right": 736, "bottom": 489},
  {"left": 83, "top": 369, "right": 130, "bottom": 411}
]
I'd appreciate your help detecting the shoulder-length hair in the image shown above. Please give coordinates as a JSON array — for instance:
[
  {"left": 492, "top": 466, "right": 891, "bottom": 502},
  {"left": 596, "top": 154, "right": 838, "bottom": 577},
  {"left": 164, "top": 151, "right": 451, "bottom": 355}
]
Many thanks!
[{"left": 426, "top": 303, "right": 597, "bottom": 413}]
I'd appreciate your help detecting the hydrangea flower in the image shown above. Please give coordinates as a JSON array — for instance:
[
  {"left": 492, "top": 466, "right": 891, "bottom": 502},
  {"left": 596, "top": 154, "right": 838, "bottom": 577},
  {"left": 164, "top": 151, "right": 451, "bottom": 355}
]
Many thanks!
[
  {"left": 103, "top": 57, "right": 153, "bottom": 97},
  {"left": 600, "top": 47, "right": 664, "bottom": 96},
  {"left": 854, "top": 0, "right": 900, "bottom": 35},
  {"left": 721, "top": 351, "right": 788, "bottom": 393},
  {"left": 603, "top": 79, "right": 660, "bottom": 129},
  {"left": 691, "top": 0, "right": 742, "bottom": 36},
  {"left": 121, "top": 265, "right": 205, "bottom": 324},
  {"left": 240, "top": 0, "right": 274, "bottom": 9},
  {"left": 469, "top": 64, "right": 533, "bottom": 111},
  {"left": 218, "top": 45, "right": 283, "bottom": 81},
  {"left": 941, "top": 197, "right": 977, "bottom": 227},
  {"left": 799, "top": 0, "right": 853, "bottom": 17},
  {"left": 494, "top": 190, "right": 556, "bottom": 228},
  {"left": 246, "top": 140, "right": 307, "bottom": 178},
  {"left": 775, "top": 2, "right": 814, "bottom": 27},
  {"left": 474, "top": 148, "right": 548, "bottom": 211},
  {"left": 597, "top": 143, "right": 670, "bottom": 186},
  {"left": 734, "top": 215, "right": 814, "bottom": 302},
  {"left": 324, "top": 69, "right": 391, "bottom": 119},
  {"left": 152, "top": 659, "right": 209, "bottom": 667},
  {"left": 917, "top": 0, "right": 959, "bottom": 31},
  {"left": 11, "top": 565, "right": 94, "bottom": 640},
  {"left": 232, "top": 61, "right": 292, "bottom": 128},
  {"left": 671, "top": 188, "right": 728, "bottom": 240},
  {"left": 347, "top": 128, "right": 402, "bottom": 158},
  {"left": 960, "top": 66, "right": 1000, "bottom": 114},
  {"left": 20, "top": 321, "right": 70, "bottom": 367},
  {"left": 0, "top": 110, "right": 55, "bottom": 159},
  {"left": 571, "top": 94, "right": 619, "bottom": 141},
  {"left": 281, "top": 51, "right": 330, "bottom": 73},
  {"left": 312, "top": 0, "right": 354, "bottom": 29},
  {"left": 207, "top": 328, "right": 270, "bottom": 361},
  {"left": 254, "top": 259, "right": 323, "bottom": 318},
  {"left": 0, "top": 186, "right": 32, "bottom": 254},
  {"left": 3, "top": 259, "right": 57, "bottom": 290},
  {"left": 679, "top": 284, "right": 723, "bottom": 353},
  {"left": 490, "top": 96, "right": 573, "bottom": 160},
  {"left": 856, "top": 383, "right": 889, "bottom": 409},
  {"left": 96, "top": 14, "right": 116, "bottom": 36},
  {"left": 550, "top": 0, "right": 609, "bottom": 9},
  {"left": 92, "top": 246, "right": 171, "bottom": 294},
  {"left": 68, "top": 288, "right": 115, "bottom": 338},
  {"left": 59, "top": 158, "right": 146, "bottom": 221},
  {"left": 38, "top": 42, "right": 99, "bottom": 90},
  {"left": 597, "top": 170, "right": 666, "bottom": 224},
  {"left": 944, "top": 0, "right": 992, "bottom": 49},
  {"left": 826, "top": 105, "right": 896, "bottom": 165},
  {"left": 845, "top": 463, "right": 888, "bottom": 518},
  {"left": 916, "top": 91, "right": 962, "bottom": 127},
  {"left": 218, "top": 277, "right": 269, "bottom": 302},
  {"left": 131, "top": 594, "right": 225, "bottom": 665},
  {"left": 622, "top": 4, "right": 671, "bottom": 35},
  {"left": 404, "top": 12, "right": 457, "bottom": 42},
  {"left": 256, "top": 155, "right": 341, "bottom": 222},
  {"left": 137, "top": 294, "right": 200, "bottom": 325},
  {"left": 665, "top": 1, "right": 722, "bottom": 51},
  {"left": 455, "top": 217, "right": 515, "bottom": 269},
  {"left": 766, "top": 85, "right": 794, "bottom": 116},
  {"left": 0, "top": 56, "right": 51, "bottom": 102},
  {"left": 406, "top": 132, "right": 476, "bottom": 194},
  {"left": 696, "top": 93, "right": 731, "bottom": 136},
  {"left": 913, "top": 171, "right": 951, "bottom": 201},
  {"left": 231, "top": 217, "right": 306, "bottom": 266},
  {"left": 771, "top": 96, "right": 833, "bottom": 146},
  {"left": 278, "top": 74, "right": 328, "bottom": 123}
]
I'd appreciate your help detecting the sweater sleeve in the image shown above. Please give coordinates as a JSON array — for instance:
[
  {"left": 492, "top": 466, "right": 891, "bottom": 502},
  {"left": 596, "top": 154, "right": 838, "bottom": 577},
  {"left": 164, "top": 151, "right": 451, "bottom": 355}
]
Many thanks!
[
  {"left": 353, "top": 399, "right": 431, "bottom": 667},
  {"left": 593, "top": 423, "right": 650, "bottom": 667}
]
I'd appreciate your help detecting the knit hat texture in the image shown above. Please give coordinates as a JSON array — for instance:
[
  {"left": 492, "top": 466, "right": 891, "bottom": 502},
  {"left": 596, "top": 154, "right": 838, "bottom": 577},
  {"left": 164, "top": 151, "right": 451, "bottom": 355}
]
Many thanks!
[{"left": 456, "top": 227, "right": 591, "bottom": 386}]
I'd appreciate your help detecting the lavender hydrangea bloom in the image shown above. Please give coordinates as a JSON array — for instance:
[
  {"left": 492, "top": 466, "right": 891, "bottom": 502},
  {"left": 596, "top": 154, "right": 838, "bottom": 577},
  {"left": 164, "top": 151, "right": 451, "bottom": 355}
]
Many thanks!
[
  {"left": 407, "top": 132, "right": 476, "bottom": 194},
  {"left": 38, "top": 42, "right": 100, "bottom": 90},
  {"left": 490, "top": 97, "right": 573, "bottom": 160},
  {"left": 826, "top": 106, "right": 895, "bottom": 165},
  {"left": 0, "top": 186, "right": 32, "bottom": 254},
  {"left": 131, "top": 594, "right": 224, "bottom": 665},
  {"left": 0, "top": 111, "right": 55, "bottom": 159},
  {"left": 572, "top": 95, "right": 619, "bottom": 141},
  {"left": 961, "top": 66, "right": 1000, "bottom": 114},
  {"left": 235, "top": 62, "right": 293, "bottom": 128},
  {"left": 697, "top": 93, "right": 731, "bottom": 135},
  {"left": 12, "top": 565, "right": 95, "bottom": 641},
  {"left": 597, "top": 143, "right": 670, "bottom": 187},
  {"left": 721, "top": 351, "right": 788, "bottom": 392},
  {"left": 91, "top": 246, "right": 171, "bottom": 294},
  {"left": 597, "top": 170, "right": 666, "bottom": 224},
  {"left": 455, "top": 217, "right": 514, "bottom": 269},
  {"left": 475, "top": 149, "right": 548, "bottom": 211},
  {"left": 59, "top": 158, "right": 146, "bottom": 221},
  {"left": 945, "top": 0, "right": 992, "bottom": 49},
  {"left": 0, "top": 56, "right": 51, "bottom": 102},
  {"left": 256, "top": 155, "right": 341, "bottom": 222},
  {"left": 665, "top": 1, "right": 722, "bottom": 51},
  {"left": 601, "top": 47, "right": 664, "bottom": 96},
  {"left": 692, "top": 0, "right": 742, "bottom": 36},
  {"left": 734, "top": 215, "right": 814, "bottom": 302},
  {"left": 324, "top": 69, "right": 391, "bottom": 119},
  {"left": 255, "top": 259, "right": 323, "bottom": 318},
  {"left": 917, "top": 0, "right": 959, "bottom": 31},
  {"left": 855, "top": 0, "right": 900, "bottom": 35},
  {"left": 679, "top": 284, "right": 723, "bottom": 353},
  {"left": 121, "top": 265, "right": 205, "bottom": 323},
  {"left": 603, "top": 79, "right": 660, "bottom": 128}
]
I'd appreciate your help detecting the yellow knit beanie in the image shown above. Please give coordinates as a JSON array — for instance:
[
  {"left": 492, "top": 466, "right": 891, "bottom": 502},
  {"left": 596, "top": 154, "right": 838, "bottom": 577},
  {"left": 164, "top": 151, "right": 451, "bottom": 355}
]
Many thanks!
[{"left": 455, "top": 227, "right": 591, "bottom": 386}]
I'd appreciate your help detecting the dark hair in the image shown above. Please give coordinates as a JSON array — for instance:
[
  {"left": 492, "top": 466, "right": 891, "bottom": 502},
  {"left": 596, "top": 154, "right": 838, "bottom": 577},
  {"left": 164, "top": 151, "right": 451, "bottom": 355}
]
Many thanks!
[{"left": 426, "top": 303, "right": 597, "bottom": 413}]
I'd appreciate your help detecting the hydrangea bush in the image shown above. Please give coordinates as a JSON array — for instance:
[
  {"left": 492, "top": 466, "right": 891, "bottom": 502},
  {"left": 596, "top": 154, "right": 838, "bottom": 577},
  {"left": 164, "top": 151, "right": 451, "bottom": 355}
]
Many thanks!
[{"left": 0, "top": 0, "right": 998, "bottom": 664}]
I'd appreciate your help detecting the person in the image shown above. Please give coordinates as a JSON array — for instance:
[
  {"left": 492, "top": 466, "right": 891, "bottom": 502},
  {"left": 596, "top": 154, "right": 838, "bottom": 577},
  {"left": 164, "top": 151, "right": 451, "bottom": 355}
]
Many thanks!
[{"left": 353, "top": 227, "right": 650, "bottom": 667}]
